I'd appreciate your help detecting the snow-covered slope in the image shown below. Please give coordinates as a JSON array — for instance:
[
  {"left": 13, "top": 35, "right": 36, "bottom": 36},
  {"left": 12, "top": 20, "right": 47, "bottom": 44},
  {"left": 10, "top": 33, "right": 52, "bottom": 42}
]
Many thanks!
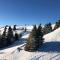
[
  {"left": 0, "top": 26, "right": 60, "bottom": 60},
  {"left": 17, "top": 27, "right": 60, "bottom": 60},
  {"left": 44, "top": 27, "right": 60, "bottom": 42}
]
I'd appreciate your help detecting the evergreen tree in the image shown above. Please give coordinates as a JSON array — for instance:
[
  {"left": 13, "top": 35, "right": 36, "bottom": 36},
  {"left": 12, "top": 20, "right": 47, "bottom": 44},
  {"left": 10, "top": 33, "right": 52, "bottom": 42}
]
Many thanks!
[
  {"left": 24, "top": 27, "right": 27, "bottom": 32},
  {"left": 15, "top": 33, "right": 19, "bottom": 40},
  {"left": 25, "top": 24, "right": 44, "bottom": 51},
  {"left": 1, "top": 26, "right": 7, "bottom": 47},
  {"left": 0, "top": 35, "right": 2, "bottom": 47},
  {"left": 37, "top": 24, "right": 44, "bottom": 47},
  {"left": 2, "top": 26, "right": 7, "bottom": 37},
  {"left": 43, "top": 23, "right": 52, "bottom": 34},
  {"left": 7, "top": 26, "right": 14, "bottom": 45},
  {"left": 20, "top": 33, "right": 22, "bottom": 38},
  {"left": 13, "top": 25, "right": 16, "bottom": 30},
  {"left": 37, "top": 24, "right": 43, "bottom": 36},
  {"left": 25, "top": 25, "right": 37, "bottom": 51},
  {"left": 54, "top": 20, "right": 60, "bottom": 30}
]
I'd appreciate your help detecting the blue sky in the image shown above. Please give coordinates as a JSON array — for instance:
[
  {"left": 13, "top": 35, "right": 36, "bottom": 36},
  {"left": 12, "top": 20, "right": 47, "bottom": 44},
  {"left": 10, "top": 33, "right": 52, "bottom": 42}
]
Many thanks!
[{"left": 0, "top": 0, "right": 60, "bottom": 25}]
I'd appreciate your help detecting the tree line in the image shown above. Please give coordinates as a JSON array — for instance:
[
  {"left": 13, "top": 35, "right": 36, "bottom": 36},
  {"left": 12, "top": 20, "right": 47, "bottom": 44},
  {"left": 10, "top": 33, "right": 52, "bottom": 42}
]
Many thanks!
[{"left": 0, "top": 25, "right": 20, "bottom": 48}]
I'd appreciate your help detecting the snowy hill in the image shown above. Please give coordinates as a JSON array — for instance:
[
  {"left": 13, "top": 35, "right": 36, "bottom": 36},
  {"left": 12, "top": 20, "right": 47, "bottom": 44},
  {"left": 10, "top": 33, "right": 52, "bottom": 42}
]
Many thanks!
[
  {"left": 0, "top": 25, "right": 60, "bottom": 60},
  {"left": 44, "top": 27, "right": 60, "bottom": 42},
  {"left": 17, "top": 27, "right": 60, "bottom": 60}
]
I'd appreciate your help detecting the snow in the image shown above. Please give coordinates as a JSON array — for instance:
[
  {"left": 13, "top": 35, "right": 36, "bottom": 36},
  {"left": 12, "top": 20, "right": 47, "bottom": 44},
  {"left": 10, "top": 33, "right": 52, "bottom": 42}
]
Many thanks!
[
  {"left": 15, "top": 27, "right": 60, "bottom": 60},
  {"left": 22, "top": 32, "right": 30, "bottom": 39},
  {"left": 0, "top": 25, "right": 60, "bottom": 60},
  {"left": 15, "top": 25, "right": 33, "bottom": 31},
  {"left": 44, "top": 27, "right": 60, "bottom": 42},
  {"left": 26, "top": 25, "right": 33, "bottom": 31},
  {"left": 52, "top": 24, "right": 55, "bottom": 29}
]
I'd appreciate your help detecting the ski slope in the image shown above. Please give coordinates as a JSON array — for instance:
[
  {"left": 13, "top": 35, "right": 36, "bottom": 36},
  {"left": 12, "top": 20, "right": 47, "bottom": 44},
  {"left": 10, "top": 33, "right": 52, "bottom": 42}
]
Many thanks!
[{"left": 0, "top": 25, "right": 60, "bottom": 60}]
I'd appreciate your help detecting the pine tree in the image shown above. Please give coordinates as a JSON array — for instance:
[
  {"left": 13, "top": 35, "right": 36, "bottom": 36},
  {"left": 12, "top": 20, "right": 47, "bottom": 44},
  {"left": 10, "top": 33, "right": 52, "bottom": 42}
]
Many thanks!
[
  {"left": 54, "top": 20, "right": 60, "bottom": 30},
  {"left": 37, "top": 24, "right": 44, "bottom": 47},
  {"left": 13, "top": 25, "right": 16, "bottom": 31},
  {"left": 43, "top": 23, "right": 52, "bottom": 34},
  {"left": 2, "top": 26, "right": 7, "bottom": 38},
  {"left": 37, "top": 24, "right": 43, "bottom": 36},
  {"left": 25, "top": 25, "right": 38, "bottom": 51},
  {"left": 0, "top": 35, "right": 2, "bottom": 47},
  {"left": 24, "top": 27, "right": 27, "bottom": 32},
  {"left": 1, "top": 26, "right": 7, "bottom": 47},
  {"left": 7, "top": 26, "right": 14, "bottom": 45},
  {"left": 20, "top": 33, "right": 22, "bottom": 38},
  {"left": 25, "top": 24, "right": 44, "bottom": 51},
  {"left": 15, "top": 33, "right": 19, "bottom": 40}
]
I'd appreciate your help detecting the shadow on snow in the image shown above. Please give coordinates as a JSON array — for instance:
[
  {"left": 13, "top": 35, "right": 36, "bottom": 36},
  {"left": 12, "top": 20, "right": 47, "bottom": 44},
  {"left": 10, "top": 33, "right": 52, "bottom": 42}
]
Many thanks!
[
  {"left": 0, "top": 38, "right": 27, "bottom": 50},
  {"left": 38, "top": 41, "right": 60, "bottom": 52}
]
